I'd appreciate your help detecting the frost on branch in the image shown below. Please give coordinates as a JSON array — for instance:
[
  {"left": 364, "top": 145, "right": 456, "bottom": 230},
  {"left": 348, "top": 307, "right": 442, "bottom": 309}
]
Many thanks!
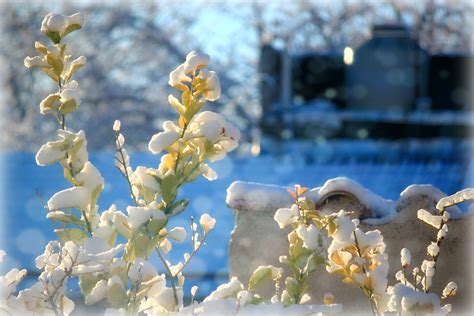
[
  {"left": 417, "top": 209, "right": 443, "bottom": 229},
  {"left": 436, "top": 188, "right": 474, "bottom": 211}
]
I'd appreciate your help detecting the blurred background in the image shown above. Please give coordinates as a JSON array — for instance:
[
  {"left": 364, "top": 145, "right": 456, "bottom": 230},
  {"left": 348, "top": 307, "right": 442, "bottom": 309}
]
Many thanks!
[{"left": 1, "top": 0, "right": 473, "bottom": 302}]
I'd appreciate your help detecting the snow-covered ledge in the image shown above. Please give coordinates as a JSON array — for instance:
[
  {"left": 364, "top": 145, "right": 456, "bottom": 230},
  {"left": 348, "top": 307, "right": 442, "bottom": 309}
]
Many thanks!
[{"left": 226, "top": 178, "right": 473, "bottom": 313}]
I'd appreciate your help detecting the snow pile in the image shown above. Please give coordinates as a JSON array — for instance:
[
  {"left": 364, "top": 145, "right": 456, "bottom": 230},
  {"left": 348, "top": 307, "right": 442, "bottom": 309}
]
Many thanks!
[
  {"left": 47, "top": 186, "right": 91, "bottom": 211},
  {"left": 274, "top": 204, "right": 300, "bottom": 228},
  {"left": 386, "top": 283, "right": 446, "bottom": 315},
  {"left": 226, "top": 181, "right": 298, "bottom": 211},
  {"left": 180, "top": 298, "right": 342, "bottom": 316}
]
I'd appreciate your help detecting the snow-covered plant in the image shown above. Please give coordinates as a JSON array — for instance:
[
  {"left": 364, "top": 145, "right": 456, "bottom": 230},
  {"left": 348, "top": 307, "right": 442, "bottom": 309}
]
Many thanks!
[
  {"left": 4, "top": 10, "right": 471, "bottom": 316},
  {"left": 3, "top": 12, "right": 343, "bottom": 316},
  {"left": 325, "top": 212, "right": 389, "bottom": 314},
  {"left": 384, "top": 189, "right": 474, "bottom": 315},
  {"left": 273, "top": 186, "right": 473, "bottom": 315},
  {"left": 274, "top": 185, "right": 388, "bottom": 313},
  {"left": 274, "top": 185, "right": 334, "bottom": 306},
  {"left": 2, "top": 11, "right": 242, "bottom": 315}
]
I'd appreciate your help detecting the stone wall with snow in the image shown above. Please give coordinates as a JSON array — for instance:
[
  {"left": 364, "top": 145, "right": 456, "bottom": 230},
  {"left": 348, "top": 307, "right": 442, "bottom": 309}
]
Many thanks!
[{"left": 226, "top": 178, "right": 473, "bottom": 314}]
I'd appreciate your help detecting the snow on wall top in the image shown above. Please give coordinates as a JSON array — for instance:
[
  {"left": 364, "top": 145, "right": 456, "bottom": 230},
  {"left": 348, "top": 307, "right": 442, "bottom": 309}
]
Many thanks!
[
  {"left": 226, "top": 177, "right": 395, "bottom": 220},
  {"left": 318, "top": 177, "right": 395, "bottom": 221},
  {"left": 226, "top": 178, "right": 472, "bottom": 223}
]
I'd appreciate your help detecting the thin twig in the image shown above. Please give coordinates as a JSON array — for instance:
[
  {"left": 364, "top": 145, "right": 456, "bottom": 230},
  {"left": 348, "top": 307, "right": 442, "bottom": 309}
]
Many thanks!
[
  {"left": 155, "top": 247, "right": 179, "bottom": 307},
  {"left": 114, "top": 131, "right": 138, "bottom": 206}
]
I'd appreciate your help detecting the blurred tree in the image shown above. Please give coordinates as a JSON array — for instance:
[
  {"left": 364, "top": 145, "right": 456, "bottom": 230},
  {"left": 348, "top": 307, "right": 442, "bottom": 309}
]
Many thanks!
[{"left": 1, "top": 0, "right": 471, "bottom": 151}]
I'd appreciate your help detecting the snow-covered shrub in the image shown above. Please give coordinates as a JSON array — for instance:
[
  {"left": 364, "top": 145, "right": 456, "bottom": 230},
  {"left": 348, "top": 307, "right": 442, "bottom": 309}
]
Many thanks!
[
  {"left": 272, "top": 186, "right": 474, "bottom": 315},
  {"left": 6, "top": 11, "right": 231, "bottom": 315},
  {"left": 1, "top": 12, "right": 342, "bottom": 316}
]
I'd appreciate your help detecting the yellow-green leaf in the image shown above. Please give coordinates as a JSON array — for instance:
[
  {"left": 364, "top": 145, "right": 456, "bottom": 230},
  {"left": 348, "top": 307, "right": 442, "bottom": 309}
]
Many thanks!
[
  {"left": 110, "top": 264, "right": 128, "bottom": 286},
  {"left": 42, "top": 68, "right": 60, "bottom": 82},
  {"left": 124, "top": 232, "right": 155, "bottom": 261},
  {"left": 70, "top": 138, "right": 84, "bottom": 156},
  {"left": 40, "top": 94, "right": 61, "bottom": 114},
  {"left": 46, "top": 53, "right": 64, "bottom": 76},
  {"left": 168, "top": 94, "right": 186, "bottom": 115},
  {"left": 161, "top": 174, "right": 178, "bottom": 206},
  {"left": 106, "top": 282, "right": 127, "bottom": 309},
  {"left": 47, "top": 211, "right": 84, "bottom": 227},
  {"left": 35, "top": 41, "right": 48, "bottom": 55},
  {"left": 79, "top": 274, "right": 102, "bottom": 295},
  {"left": 55, "top": 228, "right": 87, "bottom": 243},
  {"left": 248, "top": 267, "right": 273, "bottom": 292},
  {"left": 184, "top": 100, "right": 205, "bottom": 122},
  {"left": 63, "top": 24, "right": 82, "bottom": 37},
  {"left": 89, "top": 184, "right": 103, "bottom": 211},
  {"left": 45, "top": 31, "right": 61, "bottom": 44},
  {"left": 147, "top": 217, "right": 167, "bottom": 236},
  {"left": 181, "top": 90, "right": 191, "bottom": 108},
  {"left": 59, "top": 99, "right": 77, "bottom": 115}
]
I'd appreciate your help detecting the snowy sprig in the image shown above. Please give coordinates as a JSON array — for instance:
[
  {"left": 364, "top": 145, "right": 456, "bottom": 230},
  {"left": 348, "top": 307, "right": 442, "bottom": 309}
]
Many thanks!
[
  {"left": 109, "top": 51, "right": 240, "bottom": 311},
  {"left": 273, "top": 185, "right": 390, "bottom": 312},
  {"left": 326, "top": 213, "right": 389, "bottom": 315},
  {"left": 384, "top": 189, "right": 473, "bottom": 315},
  {"left": 17, "top": 12, "right": 244, "bottom": 315},
  {"left": 273, "top": 186, "right": 339, "bottom": 307}
]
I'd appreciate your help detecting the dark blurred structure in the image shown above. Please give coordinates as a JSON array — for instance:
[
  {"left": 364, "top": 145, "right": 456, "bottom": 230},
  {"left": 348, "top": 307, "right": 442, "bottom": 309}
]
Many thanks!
[
  {"left": 260, "top": 24, "right": 473, "bottom": 139},
  {"left": 346, "top": 25, "right": 428, "bottom": 112},
  {"left": 428, "top": 55, "right": 471, "bottom": 111},
  {"left": 293, "top": 53, "right": 346, "bottom": 108}
]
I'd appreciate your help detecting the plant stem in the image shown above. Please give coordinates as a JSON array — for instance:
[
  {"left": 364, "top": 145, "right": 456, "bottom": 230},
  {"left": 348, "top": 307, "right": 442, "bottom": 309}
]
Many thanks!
[
  {"left": 115, "top": 132, "right": 138, "bottom": 206},
  {"left": 81, "top": 209, "right": 93, "bottom": 234},
  {"left": 353, "top": 231, "right": 379, "bottom": 315},
  {"left": 61, "top": 113, "right": 66, "bottom": 130},
  {"left": 176, "top": 232, "right": 208, "bottom": 276},
  {"left": 155, "top": 247, "right": 179, "bottom": 308}
]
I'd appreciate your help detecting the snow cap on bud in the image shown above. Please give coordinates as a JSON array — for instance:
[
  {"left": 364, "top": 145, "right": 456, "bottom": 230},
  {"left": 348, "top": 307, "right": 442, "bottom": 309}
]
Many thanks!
[
  {"left": 191, "top": 285, "right": 198, "bottom": 297},
  {"left": 274, "top": 204, "right": 299, "bottom": 229},
  {"left": 400, "top": 248, "right": 411, "bottom": 268},
  {"left": 200, "top": 213, "right": 216, "bottom": 232},
  {"left": 0, "top": 250, "right": 5, "bottom": 263},
  {"left": 113, "top": 120, "right": 121, "bottom": 132},
  {"left": 442, "top": 281, "right": 457, "bottom": 298},
  {"left": 168, "top": 227, "right": 186, "bottom": 243},
  {"left": 427, "top": 242, "right": 439, "bottom": 258},
  {"left": 437, "top": 224, "right": 448, "bottom": 241},
  {"left": 41, "top": 12, "right": 85, "bottom": 43}
]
